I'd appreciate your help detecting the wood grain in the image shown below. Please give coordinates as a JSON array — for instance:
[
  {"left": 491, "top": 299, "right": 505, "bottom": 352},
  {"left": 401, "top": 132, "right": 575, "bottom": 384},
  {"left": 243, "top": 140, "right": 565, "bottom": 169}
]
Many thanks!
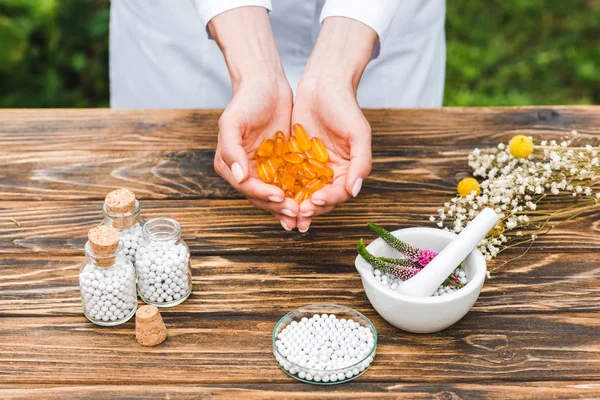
[
  {"left": 1, "top": 107, "right": 600, "bottom": 398},
  {"left": 0, "top": 149, "right": 522, "bottom": 201},
  {"left": 1, "top": 107, "right": 599, "bottom": 152},
  {"left": 1, "top": 199, "right": 599, "bottom": 256},
  {"left": 2, "top": 106, "right": 600, "bottom": 201},
  {"left": 1, "top": 252, "right": 599, "bottom": 389},
  {"left": 2, "top": 382, "right": 599, "bottom": 400},
  {"left": 1, "top": 312, "right": 599, "bottom": 385},
  {"left": 0, "top": 109, "right": 220, "bottom": 151},
  {"left": 2, "top": 252, "right": 599, "bottom": 316}
]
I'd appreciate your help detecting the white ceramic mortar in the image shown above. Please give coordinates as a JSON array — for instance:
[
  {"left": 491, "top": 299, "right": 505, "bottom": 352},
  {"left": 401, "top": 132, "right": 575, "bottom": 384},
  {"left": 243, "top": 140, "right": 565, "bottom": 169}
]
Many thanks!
[{"left": 355, "top": 227, "right": 487, "bottom": 333}]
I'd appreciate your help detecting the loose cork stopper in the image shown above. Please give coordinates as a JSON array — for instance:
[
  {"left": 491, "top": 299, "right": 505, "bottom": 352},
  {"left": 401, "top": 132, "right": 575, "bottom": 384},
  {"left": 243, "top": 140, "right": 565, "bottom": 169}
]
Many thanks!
[
  {"left": 105, "top": 189, "right": 136, "bottom": 214},
  {"left": 136, "top": 305, "right": 167, "bottom": 346}
]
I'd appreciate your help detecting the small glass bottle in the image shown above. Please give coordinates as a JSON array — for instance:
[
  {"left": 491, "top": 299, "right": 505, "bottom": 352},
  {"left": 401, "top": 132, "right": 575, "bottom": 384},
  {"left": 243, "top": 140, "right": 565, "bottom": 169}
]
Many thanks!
[
  {"left": 79, "top": 226, "right": 138, "bottom": 326},
  {"left": 101, "top": 188, "right": 145, "bottom": 264},
  {"left": 135, "top": 217, "right": 192, "bottom": 307}
]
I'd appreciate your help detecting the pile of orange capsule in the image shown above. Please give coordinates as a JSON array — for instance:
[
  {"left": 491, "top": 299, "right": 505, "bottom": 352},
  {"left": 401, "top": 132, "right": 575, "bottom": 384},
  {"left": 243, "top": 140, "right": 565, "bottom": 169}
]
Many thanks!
[{"left": 255, "top": 123, "right": 334, "bottom": 203}]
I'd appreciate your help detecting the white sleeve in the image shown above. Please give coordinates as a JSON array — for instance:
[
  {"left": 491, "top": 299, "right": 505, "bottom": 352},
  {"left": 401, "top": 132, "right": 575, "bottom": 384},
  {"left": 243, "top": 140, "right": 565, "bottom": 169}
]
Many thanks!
[
  {"left": 320, "top": 0, "right": 401, "bottom": 58},
  {"left": 191, "top": 0, "right": 272, "bottom": 34}
]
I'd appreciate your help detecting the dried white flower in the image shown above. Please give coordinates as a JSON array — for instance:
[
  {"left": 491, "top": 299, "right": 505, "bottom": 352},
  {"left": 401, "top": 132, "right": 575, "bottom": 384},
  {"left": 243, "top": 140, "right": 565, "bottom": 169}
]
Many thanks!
[{"left": 430, "top": 134, "right": 600, "bottom": 264}]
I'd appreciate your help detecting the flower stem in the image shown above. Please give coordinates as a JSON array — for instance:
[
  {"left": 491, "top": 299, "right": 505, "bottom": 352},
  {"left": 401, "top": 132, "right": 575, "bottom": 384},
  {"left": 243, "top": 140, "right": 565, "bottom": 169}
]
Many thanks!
[
  {"left": 357, "top": 239, "right": 421, "bottom": 280},
  {"left": 357, "top": 239, "right": 464, "bottom": 287},
  {"left": 367, "top": 222, "right": 420, "bottom": 259}
]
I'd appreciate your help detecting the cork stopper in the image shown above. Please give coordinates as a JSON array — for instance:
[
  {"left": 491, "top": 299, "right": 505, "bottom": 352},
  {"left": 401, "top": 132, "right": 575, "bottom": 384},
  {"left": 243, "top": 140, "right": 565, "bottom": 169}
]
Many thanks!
[
  {"left": 136, "top": 305, "right": 167, "bottom": 346},
  {"left": 87, "top": 226, "right": 120, "bottom": 267},
  {"left": 105, "top": 189, "right": 138, "bottom": 229},
  {"left": 88, "top": 225, "right": 120, "bottom": 255},
  {"left": 105, "top": 189, "right": 136, "bottom": 214}
]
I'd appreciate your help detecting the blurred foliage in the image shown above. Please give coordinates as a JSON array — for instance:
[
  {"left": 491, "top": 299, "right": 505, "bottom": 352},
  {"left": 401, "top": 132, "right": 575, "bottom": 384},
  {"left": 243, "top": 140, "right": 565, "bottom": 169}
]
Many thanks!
[
  {"left": 445, "top": 0, "right": 600, "bottom": 106},
  {"left": 0, "top": 0, "right": 598, "bottom": 107},
  {"left": 0, "top": 0, "right": 109, "bottom": 107}
]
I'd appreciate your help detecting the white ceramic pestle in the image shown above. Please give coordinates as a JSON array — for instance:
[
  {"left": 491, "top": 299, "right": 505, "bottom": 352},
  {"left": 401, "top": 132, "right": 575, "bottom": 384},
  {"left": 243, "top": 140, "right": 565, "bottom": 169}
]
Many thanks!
[{"left": 396, "top": 207, "right": 499, "bottom": 297}]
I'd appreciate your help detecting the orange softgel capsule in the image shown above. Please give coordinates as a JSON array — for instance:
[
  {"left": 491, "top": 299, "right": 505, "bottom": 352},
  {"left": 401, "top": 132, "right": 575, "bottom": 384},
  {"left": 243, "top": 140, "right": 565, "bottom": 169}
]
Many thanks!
[
  {"left": 307, "top": 158, "right": 334, "bottom": 178},
  {"left": 293, "top": 187, "right": 309, "bottom": 203},
  {"left": 256, "top": 139, "right": 274, "bottom": 158},
  {"left": 257, "top": 161, "right": 276, "bottom": 183},
  {"left": 299, "top": 162, "right": 317, "bottom": 179},
  {"left": 274, "top": 131, "right": 286, "bottom": 157},
  {"left": 287, "top": 136, "right": 302, "bottom": 153},
  {"left": 289, "top": 164, "right": 303, "bottom": 181},
  {"left": 306, "top": 176, "right": 328, "bottom": 193},
  {"left": 279, "top": 173, "right": 296, "bottom": 191},
  {"left": 255, "top": 126, "right": 333, "bottom": 203},
  {"left": 284, "top": 162, "right": 296, "bottom": 176},
  {"left": 310, "top": 137, "right": 329, "bottom": 163},
  {"left": 292, "top": 123, "right": 312, "bottom": 151},
  {"left": 283, "top": 152, "right": 306, "bottom": 164}
]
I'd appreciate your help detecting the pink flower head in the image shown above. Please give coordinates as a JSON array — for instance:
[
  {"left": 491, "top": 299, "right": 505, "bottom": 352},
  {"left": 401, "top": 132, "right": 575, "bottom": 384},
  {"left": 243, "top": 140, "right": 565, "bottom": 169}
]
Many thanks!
[{"left": 413, "top": 249, "right": 437, "bottom": 267}]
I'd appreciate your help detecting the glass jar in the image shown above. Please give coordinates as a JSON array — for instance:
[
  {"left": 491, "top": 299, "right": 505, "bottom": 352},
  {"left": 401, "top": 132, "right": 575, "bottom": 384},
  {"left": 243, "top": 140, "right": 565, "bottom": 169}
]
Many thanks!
[
  {"left": 135, "top": 217, "right": 192, "bottom": 307},
  {"left": 79, "top": 226, "right": 138, "bottom": 326},
  {"left": 101, "top": 188, "right": 145, "bottom": 264}
]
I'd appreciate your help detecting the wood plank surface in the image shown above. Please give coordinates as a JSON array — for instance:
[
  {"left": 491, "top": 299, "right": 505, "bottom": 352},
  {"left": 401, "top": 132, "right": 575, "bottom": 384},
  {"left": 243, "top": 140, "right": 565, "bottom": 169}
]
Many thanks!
[
  {"left": 1, "top": 107, "right": 600, "bottom": 152},
  {"left": 2, "top": 252, "right": 599, "bottom": 316},
  {"left": 1, "top": 312, "right": 599, "bottom": 385},
  {"left": 1, "top": 107, "right": 599, "bottom": 399},
  {"left": 1, "top": 199, "right": 599, "bottom": 255},
  {"left": 1, "top": 252, "right": 599, "bottom": 391},
  {"left": 2, "top": 107, "right": 600, "bottom": 201},
  {"left": 2, "top": 382, "right": 600, "bottom": 400}
]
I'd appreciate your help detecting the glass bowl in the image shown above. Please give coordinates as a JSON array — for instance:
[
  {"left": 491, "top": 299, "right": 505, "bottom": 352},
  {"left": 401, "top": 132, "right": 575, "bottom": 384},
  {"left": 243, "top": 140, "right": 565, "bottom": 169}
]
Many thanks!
[{"left": 272, "top": 304, "right": 378, "bottom": 385}]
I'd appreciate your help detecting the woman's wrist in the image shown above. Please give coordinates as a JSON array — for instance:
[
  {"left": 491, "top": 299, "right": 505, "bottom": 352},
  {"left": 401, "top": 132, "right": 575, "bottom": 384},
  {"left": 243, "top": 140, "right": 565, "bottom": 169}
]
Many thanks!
[
  {"left": 301, "top": 17, "right": 378, "bottom": 92},
  {"left": 208, "top": 6, "right": 287, "bottom": 90}
]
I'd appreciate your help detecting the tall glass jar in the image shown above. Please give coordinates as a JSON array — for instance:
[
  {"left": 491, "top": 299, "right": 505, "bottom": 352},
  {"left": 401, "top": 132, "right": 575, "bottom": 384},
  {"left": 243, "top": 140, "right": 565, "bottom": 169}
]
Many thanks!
[
  {"left": 79, "top": 226, "right": 138, "bottom": 326},
  {"left": 101, "top": 188, "right": 145, "bottom": 264},
  {"left": 135, "top": 217, "right": 192, "bottom": 307}
]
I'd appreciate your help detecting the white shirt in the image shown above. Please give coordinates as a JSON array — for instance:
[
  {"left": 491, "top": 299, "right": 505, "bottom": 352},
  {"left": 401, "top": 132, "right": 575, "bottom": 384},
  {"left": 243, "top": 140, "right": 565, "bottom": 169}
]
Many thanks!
[{"left": 110, "top": 0, "right": 445, "bottom": 109}]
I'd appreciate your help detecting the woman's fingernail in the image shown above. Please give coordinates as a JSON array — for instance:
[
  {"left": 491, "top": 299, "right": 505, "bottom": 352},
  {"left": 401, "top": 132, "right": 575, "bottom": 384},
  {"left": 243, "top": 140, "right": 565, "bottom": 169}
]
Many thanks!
[
  {"left": 299, "top": 226, "right": 309, "bottom": 233},
  {"left": 352, "top": 177, "right": 363, "bottom": 197},
  {"left": 311, "top": 198, "right": 326, "bottom": 206},
  {"left": 282, "top": 209, "right": 297, "bottom": 217},
  {"left": 300, "top": 211, "right": 314, "bottom": 217},
  {"left": 280, "top": 221, "right": 291, "bottom": 231},
  {"left": 268, "top": 196, "right": 283, "bottom": 203},
  {"left": 231, "top": 162, "right": 244, "bottom": 183}
]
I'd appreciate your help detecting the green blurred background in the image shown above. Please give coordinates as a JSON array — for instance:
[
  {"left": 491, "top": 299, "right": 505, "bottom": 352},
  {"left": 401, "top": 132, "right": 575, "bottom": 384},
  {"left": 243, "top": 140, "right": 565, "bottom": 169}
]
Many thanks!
[{"left": 1, "top": 0, "right": 599, "bottom": 108}]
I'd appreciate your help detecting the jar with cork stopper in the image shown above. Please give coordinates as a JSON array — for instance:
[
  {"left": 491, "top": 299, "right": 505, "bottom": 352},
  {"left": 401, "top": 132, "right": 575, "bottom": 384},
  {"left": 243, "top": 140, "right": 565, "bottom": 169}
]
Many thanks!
[
  {"left": 101, "top": 188, "right": 145, "bottom": 264},
  {"left": 135, "top": 217, "right": 192, "bottom": 307},
  {"left": 79, "top": 226, "right": 138, "bottom": 326}
]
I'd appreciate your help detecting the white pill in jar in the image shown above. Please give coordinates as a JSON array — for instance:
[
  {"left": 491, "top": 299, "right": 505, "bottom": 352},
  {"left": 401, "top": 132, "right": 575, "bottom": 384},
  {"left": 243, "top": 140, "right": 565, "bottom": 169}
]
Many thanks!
[
  {"left": 79, "top": 226, "right": 137, "bottom": 326},
  {"left": 102, "top": 189, "right": 146, "bottom": 264},
  {"left": 135, "top": 218, "right": 192, "bottom": 308}
]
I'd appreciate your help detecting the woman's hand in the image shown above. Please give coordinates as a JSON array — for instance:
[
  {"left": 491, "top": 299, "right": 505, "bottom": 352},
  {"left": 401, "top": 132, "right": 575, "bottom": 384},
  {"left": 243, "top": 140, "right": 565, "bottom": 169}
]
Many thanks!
[
  {"left": 291, "top": 17, "right": 377, "bottom": 232},
  {"left": 210, "top": 7, "right": 300, "bottom": 230}
]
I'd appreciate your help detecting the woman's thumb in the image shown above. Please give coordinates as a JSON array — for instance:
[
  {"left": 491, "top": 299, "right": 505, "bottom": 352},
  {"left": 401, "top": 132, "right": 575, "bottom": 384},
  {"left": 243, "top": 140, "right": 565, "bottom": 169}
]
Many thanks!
[{"left": 219, "top": 123, "right": 249, "bottom": 183}]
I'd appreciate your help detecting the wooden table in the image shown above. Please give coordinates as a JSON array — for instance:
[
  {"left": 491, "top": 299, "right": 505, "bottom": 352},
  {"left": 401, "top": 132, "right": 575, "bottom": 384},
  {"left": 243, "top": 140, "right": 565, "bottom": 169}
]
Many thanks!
[{"left": 1, "top": 107, "right": 599, "bottom": 399}]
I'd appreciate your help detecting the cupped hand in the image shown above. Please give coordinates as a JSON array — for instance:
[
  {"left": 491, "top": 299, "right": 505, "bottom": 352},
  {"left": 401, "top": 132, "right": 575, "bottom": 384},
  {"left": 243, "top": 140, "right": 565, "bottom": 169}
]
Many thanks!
[
  {"left": 209, "top": 6, "right": 301, "bottom": 231},
  {"left": 291, "top": 77, "right": 372, "bottom": 232},
  {"left": 289, "top": 16, "right": 377, "bottom": 232},
  {"left": 210, "top": 10, "right": 376, "bottom": 232},
  {"left": 214, "top": 76, "right": 301, "bottom": 231}
]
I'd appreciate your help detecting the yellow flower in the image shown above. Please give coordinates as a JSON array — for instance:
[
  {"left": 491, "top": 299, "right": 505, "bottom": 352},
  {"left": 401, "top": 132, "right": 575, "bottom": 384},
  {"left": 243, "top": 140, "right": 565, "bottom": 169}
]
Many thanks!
[
  {"left": 457, "top": 177, "right": 481, "bottom": 197},
  {"left": 509, "top": 135, "right": 533, "bottom": 158},
  {"left": 488, "top": 221, "right": 504, "bottom": 237}
]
